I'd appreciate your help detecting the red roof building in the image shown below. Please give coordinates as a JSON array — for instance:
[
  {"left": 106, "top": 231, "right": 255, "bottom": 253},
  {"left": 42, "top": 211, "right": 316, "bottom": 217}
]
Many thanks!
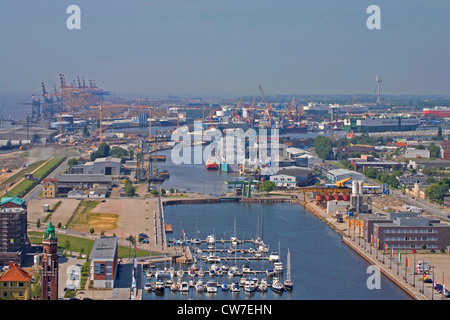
[{"left": 0, "top": 262, "right": 32, "bottom": 300}]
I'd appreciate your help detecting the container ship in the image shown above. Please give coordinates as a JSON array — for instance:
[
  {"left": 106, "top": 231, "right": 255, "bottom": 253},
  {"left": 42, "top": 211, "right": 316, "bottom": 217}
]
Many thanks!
[
  {"left": 423, "top": 107, "right": 450, "bottom": 118},
  {"left": 344, "top": 117, "right": 420, "bottom": 132}
]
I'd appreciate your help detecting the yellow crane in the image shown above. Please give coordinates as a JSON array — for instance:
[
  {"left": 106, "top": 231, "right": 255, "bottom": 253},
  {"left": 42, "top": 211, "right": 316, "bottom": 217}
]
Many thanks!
[
  {"left": 335, "top": 177, "right": 352, "bottom": 188},
  {"left": 89, "top": 104, "right": 153, "bottom": 144}
]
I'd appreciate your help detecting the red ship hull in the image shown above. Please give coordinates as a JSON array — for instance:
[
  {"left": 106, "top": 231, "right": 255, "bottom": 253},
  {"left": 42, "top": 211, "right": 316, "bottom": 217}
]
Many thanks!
[{"left": 423, "top": 109, "right": 450, "bottom": 117}]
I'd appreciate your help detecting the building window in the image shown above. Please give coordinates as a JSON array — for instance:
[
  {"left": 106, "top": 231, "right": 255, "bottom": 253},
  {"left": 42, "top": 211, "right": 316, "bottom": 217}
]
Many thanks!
[
  {"left": 94, "top": 263, "right": 105, "bottom": 274},
  {"left": 19, "top": 291, "right": 24, "bottom": 297},
  {"left": 18, "top": 282, "right": 24, "bottom": 287}
]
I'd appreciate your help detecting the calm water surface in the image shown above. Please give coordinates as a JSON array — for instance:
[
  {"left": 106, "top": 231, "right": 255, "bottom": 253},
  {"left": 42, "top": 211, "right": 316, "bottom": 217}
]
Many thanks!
[{"left": 142, "top": 202, "right": 411, "bottom": 300}]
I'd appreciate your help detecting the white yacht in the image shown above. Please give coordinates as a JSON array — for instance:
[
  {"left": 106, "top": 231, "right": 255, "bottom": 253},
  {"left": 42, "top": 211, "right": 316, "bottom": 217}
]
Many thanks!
[
  {"left": 244, "top": 278, "right": 256, "bottom": 293},
  {"left": 206, "top": 280, "right": 217, "bottom": 293},
  {"left": 271, "top": 277, "right": 284, "bottom": 293},
  {"left": 274, "top": 262, "right": 284, "bottom": 274},
  {"left": 195, "top": 280, "right": 205, "bottom": 292},
  {"left": 268, "top": 252, "right": 280, "bottom": 262},
  {"left": 179, "top": 281, "right": 189, "bottom": 293},
  {"left": 231, "top": 281, "right": 240, "bottom": 292}
]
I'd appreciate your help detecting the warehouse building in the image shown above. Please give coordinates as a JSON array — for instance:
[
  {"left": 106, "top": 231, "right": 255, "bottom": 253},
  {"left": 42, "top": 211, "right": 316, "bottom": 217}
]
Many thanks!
[{"left": 326, "top": 168, "right": 365, "bottom": 183}]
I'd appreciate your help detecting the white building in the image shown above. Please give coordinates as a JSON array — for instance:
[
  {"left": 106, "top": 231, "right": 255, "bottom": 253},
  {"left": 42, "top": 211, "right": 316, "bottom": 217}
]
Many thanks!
[{"left": 270, "top": 167, "right": 314, "bottom": 188}]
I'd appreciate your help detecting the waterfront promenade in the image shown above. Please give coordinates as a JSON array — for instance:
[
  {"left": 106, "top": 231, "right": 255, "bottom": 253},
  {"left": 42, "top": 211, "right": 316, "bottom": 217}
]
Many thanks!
[{"left": 302, "top": 199, "right": 449, "bottom": 300}]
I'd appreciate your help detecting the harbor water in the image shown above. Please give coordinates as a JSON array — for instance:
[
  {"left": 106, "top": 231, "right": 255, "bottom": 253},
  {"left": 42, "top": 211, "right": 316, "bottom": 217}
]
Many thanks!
[{"left": 142, "top": 202, "right": 411, "bottom": 300}]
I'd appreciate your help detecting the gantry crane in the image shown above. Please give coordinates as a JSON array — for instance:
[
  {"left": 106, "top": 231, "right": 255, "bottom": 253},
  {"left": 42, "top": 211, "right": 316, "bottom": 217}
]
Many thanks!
[{"left": 89, "top": 104, "right": 153, "bottom": 144}]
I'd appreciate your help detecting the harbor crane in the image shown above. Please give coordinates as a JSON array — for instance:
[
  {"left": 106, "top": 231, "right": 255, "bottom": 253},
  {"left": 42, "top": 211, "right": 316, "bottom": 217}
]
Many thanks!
[
  {"left": 89, "top": 104, "right": 153, "bottom": 144},
  {"left": 246, "top": 96, "right": 256, "bottom": 126},
  {"left": 258, "top": 85, "right": 273, "bottom": 127}
]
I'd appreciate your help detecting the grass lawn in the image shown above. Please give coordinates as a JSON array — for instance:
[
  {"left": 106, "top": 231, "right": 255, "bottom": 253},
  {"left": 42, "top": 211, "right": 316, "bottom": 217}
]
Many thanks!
[{"left": 28, "top": 231, "right": 156, "bottom": 258}]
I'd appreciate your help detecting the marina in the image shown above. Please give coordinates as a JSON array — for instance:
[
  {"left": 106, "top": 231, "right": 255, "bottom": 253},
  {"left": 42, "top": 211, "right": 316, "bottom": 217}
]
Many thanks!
[{"left": 140, "top": 202, "right": 411, "bottom": 300}]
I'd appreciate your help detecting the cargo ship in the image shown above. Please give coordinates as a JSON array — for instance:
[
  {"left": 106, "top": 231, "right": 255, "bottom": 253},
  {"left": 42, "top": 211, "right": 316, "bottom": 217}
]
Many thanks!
[
  {"left": 302, "top": 103, "right": 329, "bottom": 117},
  {"left": 279, "top": 123, "right": 307, "bottom": 134},
  {"left": 423, "top": 107, "right": 450, "bottom": 118},
  {"left": 344, "top": 116, "right": 420, "bottom": 132},
  {"left": 330, "top": 103, "right": 369, "bottom": 115}
]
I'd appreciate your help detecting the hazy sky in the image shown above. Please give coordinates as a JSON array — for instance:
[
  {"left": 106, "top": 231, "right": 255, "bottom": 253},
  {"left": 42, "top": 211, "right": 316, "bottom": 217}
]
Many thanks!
[{"left": 0, "top": 0, "right": 449, "bottom": 97}]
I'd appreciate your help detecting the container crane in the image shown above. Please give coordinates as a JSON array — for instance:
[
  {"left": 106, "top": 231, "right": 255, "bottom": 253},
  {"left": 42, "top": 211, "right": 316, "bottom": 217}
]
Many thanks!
[{"left": 89, "top": 104, "right": 153, "bottom": 144}]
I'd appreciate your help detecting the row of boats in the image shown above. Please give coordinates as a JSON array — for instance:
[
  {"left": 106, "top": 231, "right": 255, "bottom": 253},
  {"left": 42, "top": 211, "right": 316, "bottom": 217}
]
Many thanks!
[
  {"left": 147, "top": 261, "right": 282, "bottom": 279},
  {"left": 144, "top": 249, "right": 293, "bottom": 295},
  {"left": 145, "top": 276, "right": 290, "bottom": 294}
]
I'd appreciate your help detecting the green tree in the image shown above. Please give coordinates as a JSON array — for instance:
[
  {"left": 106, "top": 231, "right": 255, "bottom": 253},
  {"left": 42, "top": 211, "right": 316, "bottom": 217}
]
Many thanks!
[
  {"left": 124, "top": 179, "right": 136, "bottom": 197},
  {"left": 260, "top": 180, "right": 276, "bottom": 194},
  {"left": 428, "top": 143, "right": 441, "bottom": 158},
  {"left": 363, "top": 167, "right": 377, "bottom": 179},
  {"left": 67, "top": 158, "right": 78, "bottom": 167},
  {"left": 437, "top": 126, "right": 443, "bottom": 141},
  {"left": 314, "top": 136, "right": 335, "bottom": 160},
  {"left": 425, "top": 182, "right": 448, "bottom": 204},
  {"left": 90, "top": 142, "right": 110, "bottom": 161},
  {"left": 82, "top": 124, "right": 90, "bottom": 137}
]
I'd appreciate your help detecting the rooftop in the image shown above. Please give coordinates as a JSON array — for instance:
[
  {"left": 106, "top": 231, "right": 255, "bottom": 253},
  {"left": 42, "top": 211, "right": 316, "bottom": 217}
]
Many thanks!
[
  {"left": 0, "top": 262, "right": 32, "bottom": 282},
  {"left": 89, "top": 236, "right": 118, "bottom": 261},
  {"left": 57, "top": 174, "right": 113, "bottom": 183},
  {"left": 0, "top": 196, "right": 25, "bottom": 207}
]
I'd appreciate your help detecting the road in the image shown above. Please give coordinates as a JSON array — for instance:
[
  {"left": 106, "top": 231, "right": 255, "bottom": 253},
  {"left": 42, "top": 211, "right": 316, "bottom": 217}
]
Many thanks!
[{"left": 23, "top": 158, "right": 69, "bottom": 203}]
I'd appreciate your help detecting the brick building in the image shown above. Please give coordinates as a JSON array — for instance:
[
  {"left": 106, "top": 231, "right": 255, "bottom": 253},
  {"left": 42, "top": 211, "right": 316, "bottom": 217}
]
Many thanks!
[
  {"left": 0, "top": 197, "right": 29, "bottom": 266},
  {"left": 364, "top": 212, "right": 450, "bottom": 251},
  {"left": 41, "top": 222, "right": 59, "bottom": 300},
  {"left": 89, "top": 236, "right": 118, "bottom": 289},
  {"left": 441, "top": 140, "right": 450, "bottom": 160}
]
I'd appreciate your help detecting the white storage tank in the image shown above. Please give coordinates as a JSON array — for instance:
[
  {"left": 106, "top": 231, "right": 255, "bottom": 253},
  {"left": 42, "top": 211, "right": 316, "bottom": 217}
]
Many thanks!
[{"left": 352, "top": 180, "right": 359, "bottom": 196}]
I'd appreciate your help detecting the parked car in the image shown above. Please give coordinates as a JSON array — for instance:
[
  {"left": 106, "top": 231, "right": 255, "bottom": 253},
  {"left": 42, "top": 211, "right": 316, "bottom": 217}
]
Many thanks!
[
  {"left": 411, "top": 249, "right": 417, "bottom": 253},
  {"left": 424, "top": 278, "right": 433, "bottom": 283}
]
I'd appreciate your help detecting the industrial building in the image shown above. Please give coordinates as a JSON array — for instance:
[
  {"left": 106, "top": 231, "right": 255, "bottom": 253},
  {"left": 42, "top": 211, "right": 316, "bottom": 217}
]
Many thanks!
[
  {"left": 270, "top": 167, "right": 315, "bottom": 188},
  {"left": 72, "top": 157, "right": 122, "bottom": 175},
  {"left": 326, "top": 168, "right": 366, "bottom": 184},
  {"left": 349, "top": 155, "right": 404, "bottom": 171},
  {"left": 56, "top": 174, "right": 113, "bottom": 194},
  {"left": 364, "top": 212, "right": 450, "bottom": 251}
]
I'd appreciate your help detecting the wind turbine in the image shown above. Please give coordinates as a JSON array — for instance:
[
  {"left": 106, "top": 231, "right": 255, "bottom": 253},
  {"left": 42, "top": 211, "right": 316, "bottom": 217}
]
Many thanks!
[{"left": 375, "top": 74, "right": 382, "bottom": 105}]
